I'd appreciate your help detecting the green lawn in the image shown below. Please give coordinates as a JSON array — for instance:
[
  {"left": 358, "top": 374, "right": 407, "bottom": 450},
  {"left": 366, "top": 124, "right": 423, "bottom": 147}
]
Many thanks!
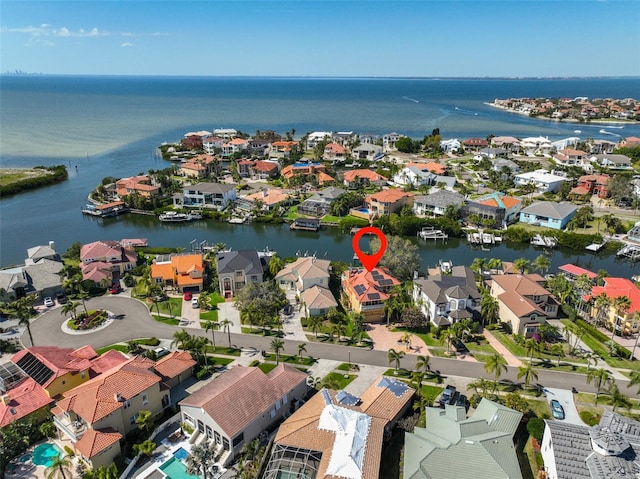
[
  {"left": 421, "top": 385, "right": 444, "bottom": 404},
  {"left": 204, "top": 346, "right": 241, "bottom": 356},
  {"left": 392, "top": 326, "right": 445, "bottom": 347},
  {"left": 263, "top": 353, "right": 315, "bottom": 366},
  {"left": 151, "top": 314, "right": 180, "bottom": 326},
  {"left": 465, "top": 339, "right": 499, "bottom": 356},
  {"left": 148, "top": 297, "right": 183, "bottom": 317},
  {"left": 490, "top": 329, "right": 580, "bottom": 364},
  {"left": 200, "top": 310, "right": 218, "bottom": 322},
  {"left": 321, "top": 372, "right": 357, "bottom": 389},
  {"left": 320, "top": 215, "right": 341, "bottom": 224},
  {"left": 210, "top": 356, "right": 235, "bottom": 367},
  {"left": 258, "top": 363, "right": 278, "bottom": 374},
  {"left": 96, "top": 344, "right": 129, "bottom": 355}
]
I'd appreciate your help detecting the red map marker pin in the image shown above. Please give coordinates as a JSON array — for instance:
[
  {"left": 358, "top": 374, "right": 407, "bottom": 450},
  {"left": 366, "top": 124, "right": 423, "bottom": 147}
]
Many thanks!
[{"left": 352, "top": 226, "right": 387, "bottom": 272}]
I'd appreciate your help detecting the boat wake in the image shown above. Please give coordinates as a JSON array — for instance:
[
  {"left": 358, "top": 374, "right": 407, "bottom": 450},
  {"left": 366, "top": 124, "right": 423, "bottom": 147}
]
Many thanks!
[
  {"left": 402, "top": 96, "right": 419, "bottom": 103},
  {"left": 454, "top": 106, "right": 478, "bottom": 116},
  {"left": 599, "top": 129, "right": 621, "bottom": 137}
]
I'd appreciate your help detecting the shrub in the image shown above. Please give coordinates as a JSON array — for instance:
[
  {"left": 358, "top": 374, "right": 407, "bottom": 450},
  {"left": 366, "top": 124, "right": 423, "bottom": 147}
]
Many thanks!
[
  {"left": 64, "top": 445, "right": 75, "bottom": 456},
  {"left": 580, "top": 410, "right": 601, "bottom": 426},
  {"left": 180, "top": 422, "right": 194, "bottom": 435},
  {"left": 526, "top": 417, "right": 545, "bottom": 441},
  {"left": 248, "top": 360, "right": 261, "bottom": 367}
]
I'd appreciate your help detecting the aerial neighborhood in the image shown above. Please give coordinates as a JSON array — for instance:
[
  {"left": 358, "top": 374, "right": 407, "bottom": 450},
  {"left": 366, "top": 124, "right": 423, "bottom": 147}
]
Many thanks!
[{"left": 5, "top": 99, "right": 640, "bottom": 479}]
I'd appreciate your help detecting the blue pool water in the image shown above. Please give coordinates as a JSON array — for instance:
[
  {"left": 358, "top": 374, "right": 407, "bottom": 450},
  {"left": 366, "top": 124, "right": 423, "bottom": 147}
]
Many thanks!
[
  {"left": 18, "top": 454, "right": 31, "bottom": 463},
  {"left": 355, "top": 208, "right": 370, "bottom": 213},
  {"left": 173, "top": 447, "right": 189, "bottom": 461},
  {"left": 32, "top": 443, "right": 62, "bottom": 467},
  {"left": 159, "top": 457, "right": 200, "bottom": 479}
]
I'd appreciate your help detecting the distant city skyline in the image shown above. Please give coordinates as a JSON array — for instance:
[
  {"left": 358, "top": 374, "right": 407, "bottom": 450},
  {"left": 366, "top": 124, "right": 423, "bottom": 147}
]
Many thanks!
[{"left": 1, "top": 1, "right": 639, "bottom": 78}]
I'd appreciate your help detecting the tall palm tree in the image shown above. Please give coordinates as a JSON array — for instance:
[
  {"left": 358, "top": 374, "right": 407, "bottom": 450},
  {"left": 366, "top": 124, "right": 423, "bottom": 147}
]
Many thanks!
[
  {"left": 549, "top": 343, "right": 565, "bottom": 366},
  {"left": 298, "top": 343, "right": 307, "bottom": 361},
  {"left": 309, "top": 315, "right": 324, "bottom": 338},
  {"left": 607, "top": 384, "right": 632, "bottom": 412},
  {"left": 60, "top": 300, "right": 79, "bottom": 320},
  {"left": 513, "top": 257, "right": 530, "bottom": 274},
  {"left": 171, "top": 329, "right": 192, "bottom": 350},
  {"left": 480, "top": 293, "right": 499, "bottom": 327},
  {"left": 524, "top": 338, "right": 543, "bottom": 362},
  {"left": 220, "top": 318, "right": 233, "bottom": 348},
  {"left": 585, "top": 351, "right": 599, "bottom": 372},
  {"left": 45, "top": 454, "right": 72, "bottom": 479},
  {"left": 268, "top": 253, "right": 284, "bottom": 277},
  {"left": 186, "top": 440, "right": 216, "bottom": 479},
  {"left": 135, "top": 409, "right": 154, "bottom": 434},
  {"left": 517, "top": 361, "right": 539, "bottom": 388},
  {"left": 10, "top": 294, "right": 37, "bottom": 346},
  {"left": 204, "top": 320, "right": 219, "bottom": 350},
  {"left": 531, "top": 254, "right": 551, "bottom": 275},
  {"left": 388, "top": 348, "right": 405, "bottom": 373},
  {"left": 415, "top": 355, "right": 431, "bottom": 374},
  {"left": 575, "top": 273, "right": 594, "bottom": 295},
  {"left": 594, "top": 293, "right": 612, "bottom": 328},
  {"left": 133, "top": 439, "right": 157, "bottom": 458},
  {"left": 586, "top": 367, "right": 612, "bottom": 405},
  {"left": 271, "top": 338, "right": 285, "bottom": 364},
  {"left": 612, "top": 295, "right": 632, "bottom": 338},
  {"left": 627, "top": 369, "right": 640, "bottom": 394},
  {"left": 484, "top": 353, "right": 508, "bottom": 383}
]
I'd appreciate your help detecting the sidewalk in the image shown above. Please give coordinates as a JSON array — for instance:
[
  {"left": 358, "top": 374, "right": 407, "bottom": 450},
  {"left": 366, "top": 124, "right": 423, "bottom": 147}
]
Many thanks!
[{"left": 482, "top": 329, "right": 523, "bottom": 367}]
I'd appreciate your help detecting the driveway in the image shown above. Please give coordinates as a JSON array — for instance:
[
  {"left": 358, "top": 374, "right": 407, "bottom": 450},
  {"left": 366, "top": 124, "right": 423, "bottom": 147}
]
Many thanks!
[{"left": 544, "top": 387, "right": 587, "bottom": 426}]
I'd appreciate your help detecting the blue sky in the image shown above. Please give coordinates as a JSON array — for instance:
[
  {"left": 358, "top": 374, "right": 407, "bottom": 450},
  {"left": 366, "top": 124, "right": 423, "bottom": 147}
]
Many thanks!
[{"left": 1, "top": 1, "right": 639, "bottom": 77}]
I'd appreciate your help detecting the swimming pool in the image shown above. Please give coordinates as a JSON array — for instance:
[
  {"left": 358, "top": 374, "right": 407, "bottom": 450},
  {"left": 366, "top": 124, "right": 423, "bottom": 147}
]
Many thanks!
[
  {"left": 32, "top": 443, "right": 62, "bottom": 467},
  {"left": 173, "top": 447, "right": 189, "bottom": 461},
  {"left": 159, "top": 457, "right": 200, "bottom": 479}
]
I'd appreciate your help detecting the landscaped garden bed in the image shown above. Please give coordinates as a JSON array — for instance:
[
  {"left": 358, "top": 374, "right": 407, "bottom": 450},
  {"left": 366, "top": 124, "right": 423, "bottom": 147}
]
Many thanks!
[{"left": 67, "top": 309, "right": 108, "bottom": 330}]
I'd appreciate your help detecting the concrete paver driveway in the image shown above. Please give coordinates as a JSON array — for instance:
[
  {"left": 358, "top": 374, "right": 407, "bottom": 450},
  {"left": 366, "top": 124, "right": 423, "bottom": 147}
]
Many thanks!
[{"left": 544, "top": 387, "right": 587, "bottom": 426}]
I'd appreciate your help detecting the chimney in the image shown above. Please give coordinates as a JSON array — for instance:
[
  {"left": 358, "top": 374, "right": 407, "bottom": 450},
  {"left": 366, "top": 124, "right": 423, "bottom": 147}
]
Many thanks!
[
  {"left": 114, "top": 393, "right": 123, "bottom": 402},
  {"left": 1, "top": 395, "right": 10, "bottom": 406}
]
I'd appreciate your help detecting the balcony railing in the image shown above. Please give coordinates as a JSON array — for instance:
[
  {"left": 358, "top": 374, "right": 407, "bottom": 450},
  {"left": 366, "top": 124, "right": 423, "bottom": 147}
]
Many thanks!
[{"left": 53, "top": 415, "right": 87, "bottom": 442}]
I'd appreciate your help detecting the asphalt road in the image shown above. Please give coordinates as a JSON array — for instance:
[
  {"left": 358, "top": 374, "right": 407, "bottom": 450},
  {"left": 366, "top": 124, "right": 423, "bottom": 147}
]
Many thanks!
[{"left": 27, "top": 297, "right": 640, "bottom": 399}]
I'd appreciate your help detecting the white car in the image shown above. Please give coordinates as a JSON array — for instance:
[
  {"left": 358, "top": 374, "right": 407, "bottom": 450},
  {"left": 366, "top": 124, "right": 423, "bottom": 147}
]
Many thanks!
[
  {"left": 43, "top": 297, "right": 54, "bottom": 307},
  {"left": 191, "top": 297, "right": 199, "bottom": 309}
]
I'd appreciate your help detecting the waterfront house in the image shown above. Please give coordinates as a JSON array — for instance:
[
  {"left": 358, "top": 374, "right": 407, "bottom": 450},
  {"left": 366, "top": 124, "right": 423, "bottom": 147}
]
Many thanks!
[
  {"left": 248, "top": 138, "right": 271, "bottom": 157},
  {"left": 275, "top": 256, "right": 331, "bottom": 295},
  {"left": 0, "top": 242, "right": 64, "bottom": 303},
  {"left": 588, "top": 139, "right": 616, "bottom": 155},
  {"left": 323, "top": 142, "right": 348, "bottom": 162},
  {"left": 440, "top": 138, "right": 461, "bottom": 153},
  {"left": 173, "top": 182, "right": 236, "bottom": 210},
  {"left": 552, "top": 148, "right": 589, "bottom": 169},
  {"left": 241, "top": 188, "right": 294, "bottom": 212},
  {"left": 221, "top": 138, "right": 249, "bottom": 157},
  {"left": 202, "top": 136, "right": 225, "bottom": 154},
  {"left": 343, "top": 169, "right": 387, "bottom": 189},
  {"left": 306, "top": 132, "right": 333, "bottom": 150},
  {"left": 570, "top": 174, "right": 610, "bottom": 199},
  {"left": 520, "top": 136, "right": 553, "bottom": 156},
  {"left": 413, "top": 266, "right": 481, "bottom": 328},
  {"left": 181, "top": 135, "right": 203, "bottom": 150},
  {"left": 460, "top": 192, "right": 522, "bottom": 228},
  {"left": 150, "top": 253, "right": 204, "bottom": 293},
  {"left": 115, "top": 175, "right": 160, "bottom": 198},
  {"left": 53, "top": 354, "right": 193, "bottom": 469},
  {"left": 300, "top": 285, "right": 338, "bottom": 317},
  {"left": 392, "top": 165, "right": 453, "bottom": 189},
  {"left": 583, "top": 277, "right": 640, "bottom": 335},
  {"left": 404, "top": 399, "right": 523, "bottom": 479},
  {"left": 490, "top": 136, "right": 520, "bottom": 153},
  {"left": 518, "top": 201, "right": 578, "bottom": 230},
  {"left": 462, "top": 138, "right": 488, "bottom": 152},
  {"left": 541, "top": 411, "right": 640, "bottom": 479},
  {"left": 489, "top": 274, "right": 559, "bottom": 336},
  {"left": 270, "top": 141, "right": 299, "bottom": 159},
  {"left": 478, "top": 147, "right": 508, "bottom": 159},
  {"left": 591, "top": 153, "right": 633, "bottom": 170},
  {"left": 382, "top": 132, "right": 403, "bottom": 150},
  {"left": 341, "top": 267, "right": 400, "bottom": 322},
  {"left": 352, "top": 143, "right": 384, "bottom": 161},
  {"left": 10, "top": 345, "right": 128, "bottom": 399},
  {"left": 514, "top": 169, "right": 568, "bottom": 193},
  {"left": 0, "top": 365, "right": 54, "bottom": 428},
  {"left": 558, "top": 264, "right": 597, "bottom": 282},
  {"left": 362, "top": 189, "right": 414, "bottom": 218},
  {"left": 247, "top": 160, "right": 279, "bottom": 179},
  {"left": 80, "top": 240, "right": 137, "bottom": 286},
  {"left": 179, "top": 154, "right": 219, "bottom": 178},
  {"left": 263, "top": 376, "right": 414, "bottom": 479},
  {"left": 281, "top": 163, "right": 332, "bottom": 183},
  {"left": 332, "top": 131, "right": 356, "bottom": 145},
  {"left": 413, "top": 190, "right": 465, "bottom": 217},
  {"left": 179, "top": 364, "right": 308, "bottom": 466},
  {"left": 216, "top": 250, "right": 264, "bottom": 298},
  {"left": 213, "top": 128, "right": 238, "bottom": 140},
  {"left": 297, "top": 186, "right": 345, "bottom": 217}
]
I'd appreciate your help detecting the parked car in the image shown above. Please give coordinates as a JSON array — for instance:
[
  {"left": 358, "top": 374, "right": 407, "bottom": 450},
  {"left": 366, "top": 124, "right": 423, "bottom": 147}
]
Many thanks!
[
  {"left": 43, "top": 297, "right": 54, "bottom": 307},
  {"left": 154, "top": 347, "right": 170, "bottom": 359},
  {"left": 283, "top": 304, "right": 294, "bottom": 316},
  {"left": 455, "top": 393, "right": 468, "bottom": 409},
  {"left": 183, "top": 291, "right": 193, "bottom": 301},
  {"left": 439, "top": 385, "right": 457, "bottom": 406},
  {"left": 452, "top": 339, "right": 468, "bottom": 353},
  {"left": 56, "top": 292, "right": 67, "bottom": 304},
  {"left": 191, "top": 297, "right": 199, "bottom": 309},
  {"left": 550, "top": 399, "right": 565, "bottom": 420},
  {"left": 110, "top": 283, "right": 122, "bottom": 294}
]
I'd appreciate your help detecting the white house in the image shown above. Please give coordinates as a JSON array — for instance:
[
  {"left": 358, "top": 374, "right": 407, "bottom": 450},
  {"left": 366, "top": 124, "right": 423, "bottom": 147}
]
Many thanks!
[
  {"left": 352, "top": 143, "right": 384, "bottom": 161},
  {"left": 440, "top": 138, "right": 461, "bottom": 153},
  {"left": 382, "top": 132, "right": 403, "bottom": 150},
  {"left": 591, "top": 153, "right": 633, "bottom": 170},
  {"left": 520, "top": 136, "right": 553, "bottom": 156},
  {"left": 173, "top": 182, "right": 237, "bottom": 210},
  {"left": 552, "top": 148, "right": 590, "bottom": 169},
  {"left": 306, "top": 132, "right": 333, "bottom": 150},
  {"left": 202, "top": 136, "right": 225, "bottom": 154},
  {"left": 514, "top": 169, "right": 568, "bottom": 193}
]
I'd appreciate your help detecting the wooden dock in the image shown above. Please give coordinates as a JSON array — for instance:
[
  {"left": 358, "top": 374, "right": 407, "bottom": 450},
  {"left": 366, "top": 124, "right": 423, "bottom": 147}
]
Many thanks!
[
  {"left": 417, "top": 227, "right": 448, "bottom": 241},
  {"left": 617, "top": 244, "right": 640, "bottom": 261}
]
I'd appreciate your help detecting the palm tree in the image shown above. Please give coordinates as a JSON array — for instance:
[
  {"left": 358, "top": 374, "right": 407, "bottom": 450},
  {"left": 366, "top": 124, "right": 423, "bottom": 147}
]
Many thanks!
[
  {"left": 524, "top": 338, "right": 542, "bottom": 362},
  {"left": 468, "top": 378, "right": 493, "bottom": 398},
  {"left": 9, "top": 294, "right": 37, "bottom": 346},
  {"left": 298, "top": 343, "right": 307, "bottom": 361},
  {"left": 531, "top": 254, "right": 551, "bottom": 275},
  {"left": 517, "top": 361, "right": 539, "bottom": 388},
  {"left": 45, "top": 454, "right": 72, "bottom": 479},
  {"left": 415, "top": 355, "right": 431, "bottom": 374},
  {"left": 409, "top": 370, "right": 425, "bottom": 391},
  {"left": 484, "top": 353, "right": 508, "bottom": 383},
  {"left": 513, "top": 257, "right": 530, "bottom": 274},
  {"left": 549, "top": 343, "right": 565, "bottom": 366},
  {"left": 309, "top": 315, "right": 324, "bottom": 338},
  {"left": 60, "top": 300, "right": 79, "bottom": 320},
  {"left": 331, "top": 322, "right": 346, "bottom": 342},
  {"left": 575, "top": 273, "right": 594, "bottom": 295},
  {"left": 171, "top": 329, "right": 192, "bottom": 350},
  {"left": 220, "top": 318, "right": 233, "bottom": 348},
  {"left": 388, "top": 348, "right": 405, "bottom": 373},
  {"left": 135, "top": 409, "right": 154, "bottom": 434},
  {"left": 586, "top": 368, "right": 612, "bottom": 405},
  {"left": 594, "top": 293, "right": 612, "bottom": 328},
  {"left": 627, "top": 369, "right": 640, "bottom": 394},
  {"left": 480, "top": 293, "right": 499, "bottom": 327},
  {"left": 186, "top": 440, "right": 216, "bottom": 479},
  {"left": 133, "top": 439, "right": 157, "bottom": 457},
  {"left": 268, "top": 253, "right": 284, "bottom": 277},
  {"left": 607, "top": 384, "right": 632, "bottom": 412},
  {"left": 271, "top": 338, "right": 285, "bottom": 364},
  {"left": 470, "top": 257, "right": 487, "bottom": 278},
  {"left": 612, "top": 295, "right": 631, "bottom": 338},
  {"left": 585, "top": 351, "right": 599, "bottom": 372},
  {"left": 204, "top": 320, "right": 220, "bottom": 350}
]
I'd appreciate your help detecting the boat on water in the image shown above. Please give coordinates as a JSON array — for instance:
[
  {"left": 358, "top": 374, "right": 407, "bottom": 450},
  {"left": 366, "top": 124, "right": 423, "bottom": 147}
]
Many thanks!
[
  {"left": 531, "top": 234, "right": 557, "bottom": 248},
  {"left": 158, "top": 211, "right": 203, "bottom": 222}
]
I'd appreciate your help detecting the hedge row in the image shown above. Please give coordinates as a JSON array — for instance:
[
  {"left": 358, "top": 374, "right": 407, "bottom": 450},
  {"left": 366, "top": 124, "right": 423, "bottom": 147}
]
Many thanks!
[{"left": 575, "top": 318, "right": 632, "bottom": 359}]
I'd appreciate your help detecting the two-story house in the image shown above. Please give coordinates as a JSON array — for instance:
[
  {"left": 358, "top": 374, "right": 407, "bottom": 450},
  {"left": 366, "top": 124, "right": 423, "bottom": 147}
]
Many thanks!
[
  {"left": 114, "top": 176, "right": 160, "bottom": 198},
  {"left": 269, "top": 141, "right": 299, "bottom": 159},
  {"left": 216, "top": 250, "right": 264, "bottom": 298},
  {"left": 361, "top": 189, "right": 414, "bottom": 218},
  {"left": 343, "top": 169, "right": 387, "bottom": 189},
  {"left": 297, "top": 186, "right": 345, "bottom": 217},
  {"left": 179, "top": 154, "right": 219, "bottom": 179},
  {"left": 460, "top": 192, "right": 522, "bottom": 228},
  {"left": 585, "top": 277, "right": 640, "bottom": 336},
  {"left": 150, "top": 253, "right": 204, "bottom": 293},
  {"left": 323, "top": 142, "right": 348, "bottom": 162},
  {"left": 591, "top": 153, "right": 633, "bottom": 170},
  {"left": 490, "top": 274, "right": 559, "bottom": 336},
  {"left": 221, "top": 138, "right": 249, "bottom": 157},
  {"left": 552, "top": 148, "right": 589, "bottom": 169},
  {"left": 173, "top": 182, "right": 236, "bottom": 210},
  {"left": 514, "top": 169, "right": 568, "bottom": 193},
  {"left": 179, "top": 364, "right": 308, "bottom": 466},
  {"left": 413, "top": 266, "right": 481, "bottom": 328},
  {"left": 352, "top": 143, "right": 384, "bottom": 161},
  {"left": 342, "top": 267, "right": 400, "bottom": 322},
  {"left": 80, "top": 240, "right": 137, "bottom": 286},
  {"left": 306, "top": 132, "right": 333, "bottom": 150},
  {"left": 203, "top": 136, "right": 225, "bottom": 154},
  {"left": 413, "top": 190, "right": 465, "bottom": 217},
  {"left": 281, "top": 163, "right": 333, "bottom": 184},
  {"left": 570, "top": 174, "right": 610, "bottom": 199},
  {"left": 275, "top": 257, "right": 331, "bottom": 295}
]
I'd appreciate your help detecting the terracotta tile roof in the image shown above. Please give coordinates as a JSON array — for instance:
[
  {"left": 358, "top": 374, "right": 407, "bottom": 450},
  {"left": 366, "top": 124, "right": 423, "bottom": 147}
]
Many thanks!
[
  {"left": 275, "top": 257, "right": 331, "bottom": 283},
  {"left": 74, "top": 428, "right": 122, "bottom": 458},
  {"left": 325, "top": 142, "right": 346, "bottom": 154},
  {"left": 358, "top": 375, "right": 415, "bottom": 422},
  {"left": 559, "top": 148, "right": 588, "bottom": 156},
  {"left": 406, "top": 162, "right": 446, "bottom": 175},
  {"left": 55, "top": 356, "right": 161, "bottom": 425},
  {"left": 591, "top": 278, "right": 640, "bottom": 314},
  {"left": 95, "top": 201, "right": 125, "bottom": 210},
  {"left": 498, "top": 290, "right": 545, "bottom": 317},
  {"left": 80, "top": 241, "right": 122, "bottom": 261},
  {"left": 558, "top": 264, "right": 597, "bottom": 279},
  {"left": 491, "top": 274, "right": 548, "bottom": 296},
  {"left": 569, "top": 186, "right": 591, "bottom": 196},
  {"left": 476, "top": 194, "right": 521, "bottom": 209},
  {"left": 172, "top": 254, "right": 204, "bottom": 274},
  {"left": 300, "top": 286, "right": 338, "bottom": 310},
  {"left": 343, "top": 169, "right": 387, "bottom": 182},
  {"left": 179, "top": 364, "right": 307, "bottom": 439},
  {"left": 230, "top": 138, "right": 248, "bottom": 145},
  {"left": 367, "top": 189, "right": 413, "bottom": 204},
  {"left": 0, "top": 377, "right": 54, "bottom": 427},
  {"left": 150, "top": 262, "right": 174, "bottom": 281},
  {"left": 318, "top": 172, "right": 335, "bottom": 184},
  {"left": 463, "top": 138, "right": 488, "bottom": 146},
  {"left": 253, "top": 161, "right": 278, "bottom": 172},
  {"left": 245, "top": 189, "right": 292, "bottom": 206},
  {"left": 343, "top": 268, "right": 400, "bottom": 303},
  {"left": 88, "top": 350, "right": 129, "bottom": 377},
  {"left": 154, "top": 351, "right": 196, "bottom": 380}
]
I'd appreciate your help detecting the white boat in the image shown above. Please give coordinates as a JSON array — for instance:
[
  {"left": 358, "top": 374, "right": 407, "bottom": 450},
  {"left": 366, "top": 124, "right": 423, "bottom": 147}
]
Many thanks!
[
  {"left": 531, "top": 234, "right": 557, "bottom": 248},
  {"left": 158, "top": 211, "right": 202, "bottom": 222}
]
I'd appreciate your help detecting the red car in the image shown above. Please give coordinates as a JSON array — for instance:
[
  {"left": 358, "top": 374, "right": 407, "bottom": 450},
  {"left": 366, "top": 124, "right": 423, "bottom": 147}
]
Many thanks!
[
  {"left": 183, "top": 291, "right": 193, "bottom": 301},
  {"left": 110, "top": 284, "right": 122, "bottom": 294}
]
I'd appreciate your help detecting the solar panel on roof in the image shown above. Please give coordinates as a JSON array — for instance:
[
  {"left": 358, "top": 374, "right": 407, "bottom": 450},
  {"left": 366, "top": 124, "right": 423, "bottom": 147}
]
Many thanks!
[
  {"left": 321, "top": 389, "right": 332, "bottom": 405},
  {"left": 378, "top": 376, "right": 409, "bottom": 397},
  {"left": 368, "top": 293, "right": 380, "bottom": 300},
  {"left": 379, "top": 279, "right": 393, "bottom": 286},
  {"left": 354, "top": 284, "right": 366, "bottom": 295},
  {"left": 15, "top": 352, "right": 54, "bottom": 386},
  {"left": 336, "top": 390, "right": 360, "bottom": 406}
]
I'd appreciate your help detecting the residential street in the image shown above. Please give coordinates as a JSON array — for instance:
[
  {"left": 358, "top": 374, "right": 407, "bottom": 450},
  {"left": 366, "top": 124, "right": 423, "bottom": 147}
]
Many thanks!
[{"left": 22, "top": 296, "right": 640, "bottom": 399}]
